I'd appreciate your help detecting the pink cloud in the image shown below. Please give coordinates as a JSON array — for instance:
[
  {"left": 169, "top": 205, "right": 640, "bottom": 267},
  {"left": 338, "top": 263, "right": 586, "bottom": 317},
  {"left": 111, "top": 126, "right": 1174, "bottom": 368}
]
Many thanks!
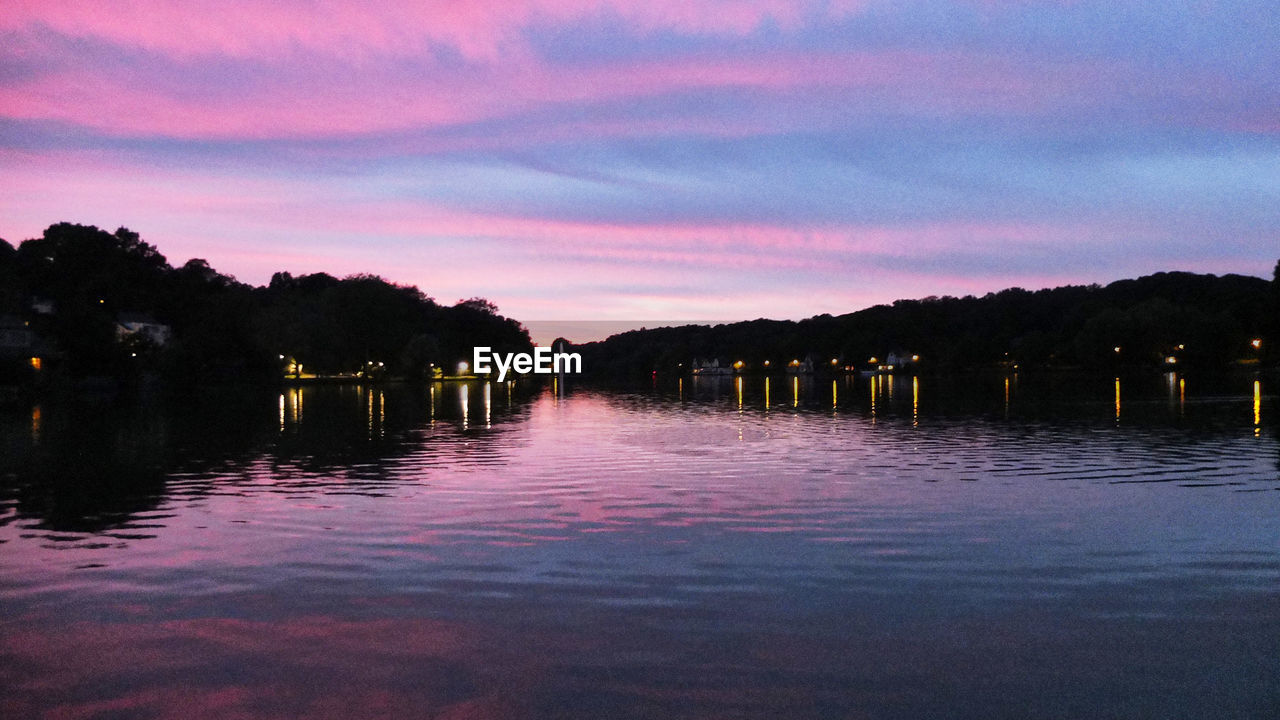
[
  {"left": 1, "top": 1, "right": 845, "bottom": 61},
  {"left": 3, "top": 141, "right": 1269, "bottom": 323},
  {"left": 1, "top": 23, "right": 1151, "bottom": 141}
]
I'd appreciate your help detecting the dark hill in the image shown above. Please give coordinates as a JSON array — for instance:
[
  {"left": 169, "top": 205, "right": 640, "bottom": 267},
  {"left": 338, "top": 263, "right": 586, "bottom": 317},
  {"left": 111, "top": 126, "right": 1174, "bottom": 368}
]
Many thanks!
[{"left": 572, "top": 269, "right": 1277, "bottom": 375}]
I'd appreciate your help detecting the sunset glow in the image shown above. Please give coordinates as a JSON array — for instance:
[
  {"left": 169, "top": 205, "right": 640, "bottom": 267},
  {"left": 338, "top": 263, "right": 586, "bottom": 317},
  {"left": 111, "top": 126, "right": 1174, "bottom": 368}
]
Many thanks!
[{"left": 2, "top": 1, "right": 1277, "bottom": 328}]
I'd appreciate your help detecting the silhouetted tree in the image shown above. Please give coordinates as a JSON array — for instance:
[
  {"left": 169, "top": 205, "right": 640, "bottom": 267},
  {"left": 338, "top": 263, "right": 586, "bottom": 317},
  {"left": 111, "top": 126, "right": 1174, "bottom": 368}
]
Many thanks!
[
  {"left": 456, "top": 297, "right": 500, "bottom": 315},
  {"left": 1, "top": 223, "right": 535, "bottom": 384},
  {"left": 576, "top": 271, "right": 1273, "bottom": 375},
  {"left": 1268, "top": 259, "right": 1280, "bottom": 364},
  {"left": 0, "top": 237, "right": 16, "bottom": 313}
]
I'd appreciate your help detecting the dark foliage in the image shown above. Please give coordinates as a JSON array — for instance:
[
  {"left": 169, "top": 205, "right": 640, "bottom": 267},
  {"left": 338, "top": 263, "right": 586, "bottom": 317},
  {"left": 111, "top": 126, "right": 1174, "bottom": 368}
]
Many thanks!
[
  {"left": 1, "top": 223, "right": 531, "bottom": 384},
  {"left": 574, "top": 271, "right": 1275, "bottom": 376},
  {"left": 4, "top": 223, "right": 1272, "bottom": 383}
]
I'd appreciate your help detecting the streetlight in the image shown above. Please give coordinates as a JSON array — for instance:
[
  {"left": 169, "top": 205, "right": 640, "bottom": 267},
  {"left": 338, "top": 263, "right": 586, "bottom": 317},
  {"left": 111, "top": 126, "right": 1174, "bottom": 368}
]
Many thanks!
[
  {"left": 1252, "top": 338, "right": 1262, "bottom": 350},
  {"left": 458, "top": 361, "right": 469, "bottom": 374}
]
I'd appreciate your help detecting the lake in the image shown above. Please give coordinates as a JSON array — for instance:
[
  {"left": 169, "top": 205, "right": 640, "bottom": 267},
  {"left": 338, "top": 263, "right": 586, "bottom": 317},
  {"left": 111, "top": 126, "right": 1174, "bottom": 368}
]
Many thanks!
[{"left": 2, "top": 372, "right": 1277, "bottom": 719}]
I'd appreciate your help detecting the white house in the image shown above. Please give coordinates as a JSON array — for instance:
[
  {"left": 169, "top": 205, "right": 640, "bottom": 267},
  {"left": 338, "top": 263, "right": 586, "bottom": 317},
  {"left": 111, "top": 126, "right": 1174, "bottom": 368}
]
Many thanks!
[{"left": 116, "top": 312, "right": 172, "bottom": 346}]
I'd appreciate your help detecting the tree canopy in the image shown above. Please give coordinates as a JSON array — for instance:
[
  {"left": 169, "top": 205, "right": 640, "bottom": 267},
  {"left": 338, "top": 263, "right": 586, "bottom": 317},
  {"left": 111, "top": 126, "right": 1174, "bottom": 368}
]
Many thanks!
[
  {"left": 573, "top": 270, "right": 1276, "bottom": 375},
  {"left": 1, "top": 223, "right": 531, "bottom": 383}
]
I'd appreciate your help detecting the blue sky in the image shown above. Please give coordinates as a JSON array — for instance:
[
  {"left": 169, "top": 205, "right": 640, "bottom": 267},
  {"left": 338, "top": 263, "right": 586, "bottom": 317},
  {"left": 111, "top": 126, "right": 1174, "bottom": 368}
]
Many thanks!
[{"left": 2, "top": 1, "right": 1277, "bottom": 332}]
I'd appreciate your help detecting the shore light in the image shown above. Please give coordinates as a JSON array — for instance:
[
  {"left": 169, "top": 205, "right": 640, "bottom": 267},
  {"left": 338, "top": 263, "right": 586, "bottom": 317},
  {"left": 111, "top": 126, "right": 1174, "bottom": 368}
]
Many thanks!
[{"left": 458, "top": 361, "right": 469, "bottom": 374}]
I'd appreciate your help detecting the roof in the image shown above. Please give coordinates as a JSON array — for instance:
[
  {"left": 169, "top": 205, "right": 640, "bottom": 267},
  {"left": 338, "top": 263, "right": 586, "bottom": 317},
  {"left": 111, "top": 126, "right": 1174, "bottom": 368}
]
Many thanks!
[{"left": 116, "top": 312, "right": 164, "bottom": 325}]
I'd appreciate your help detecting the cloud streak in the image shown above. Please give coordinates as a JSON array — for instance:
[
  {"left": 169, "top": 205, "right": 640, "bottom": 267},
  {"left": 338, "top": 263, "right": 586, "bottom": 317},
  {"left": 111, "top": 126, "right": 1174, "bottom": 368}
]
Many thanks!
[{"left": 1, "top": 1, "right": 1276, "bottom": 326}]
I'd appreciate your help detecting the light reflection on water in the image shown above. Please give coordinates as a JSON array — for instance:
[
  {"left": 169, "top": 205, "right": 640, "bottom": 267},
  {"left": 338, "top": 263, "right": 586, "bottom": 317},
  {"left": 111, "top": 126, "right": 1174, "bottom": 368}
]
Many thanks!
[{"left": 1, "top": 373, "right": 1278, "bottom": 719}]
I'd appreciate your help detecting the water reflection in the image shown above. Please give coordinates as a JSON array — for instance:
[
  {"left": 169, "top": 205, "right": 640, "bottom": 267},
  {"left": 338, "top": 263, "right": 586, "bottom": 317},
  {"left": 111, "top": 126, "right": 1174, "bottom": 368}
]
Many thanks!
[
  {"left": 1256, "top": 379, "right": 1262, "bottom": 436},
  {"left": 869, "top": 375, "right": 877, "bottom": 421},
  {"left": 912, "top": 375, "right": 919, "bottom": 426},
  {"left": 0, "top": 382, "right": 542, "bottom": 532},
  {"left": 460, "top": 382, "right": 469, "bottom": 429},
  {"left": 0, "top": 373, "right": 1276, "bottom": 719},
  {"left": 1003, "top": 376, "right": 1011, "bottom": 418}
]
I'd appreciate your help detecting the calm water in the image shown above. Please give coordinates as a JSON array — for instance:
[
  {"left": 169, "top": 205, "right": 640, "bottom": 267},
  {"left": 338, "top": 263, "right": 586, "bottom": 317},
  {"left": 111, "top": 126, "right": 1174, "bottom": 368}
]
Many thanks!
[{"left": 2, "top": 373, "right": 1278, "bottom": 719}]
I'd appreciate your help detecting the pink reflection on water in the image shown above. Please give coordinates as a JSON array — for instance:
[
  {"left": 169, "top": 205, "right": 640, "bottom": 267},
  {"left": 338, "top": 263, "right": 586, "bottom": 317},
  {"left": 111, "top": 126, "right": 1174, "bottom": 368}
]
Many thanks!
[{"left": 2, "top": 615, "right": 530, "bottom": 720}]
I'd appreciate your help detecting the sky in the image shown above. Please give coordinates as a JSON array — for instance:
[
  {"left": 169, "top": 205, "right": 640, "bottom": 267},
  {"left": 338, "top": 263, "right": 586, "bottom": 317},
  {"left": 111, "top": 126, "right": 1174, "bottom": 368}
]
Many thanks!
[{"left": 2, "top": 1, "right": 1277, "bottom": 339}]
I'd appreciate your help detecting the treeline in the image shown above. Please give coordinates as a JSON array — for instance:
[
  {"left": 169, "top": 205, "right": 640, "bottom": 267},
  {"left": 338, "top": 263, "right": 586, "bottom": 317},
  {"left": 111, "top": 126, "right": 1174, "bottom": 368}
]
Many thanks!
[
  {"left": 4, "top": 222, "right": 1275, "bottom": 385},
  {"left": 574, "top": 266, "right": 1280, "bottom": 376},
  {"left": 0, "top": 223, "right": 531, "bottom": 384}
]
